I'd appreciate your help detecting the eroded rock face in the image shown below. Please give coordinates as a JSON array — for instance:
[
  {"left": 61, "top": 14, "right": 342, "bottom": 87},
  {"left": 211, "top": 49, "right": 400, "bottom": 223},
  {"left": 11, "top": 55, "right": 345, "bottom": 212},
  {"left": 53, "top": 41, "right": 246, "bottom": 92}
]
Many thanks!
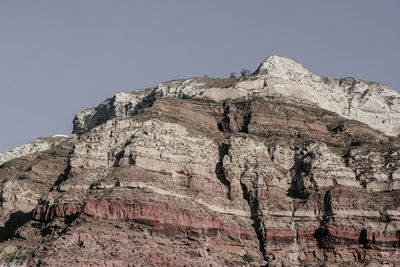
[
  {"left": 1, "top": 57, "right": 400, "bottom": 266},
  {"left": 0, "top": 136, "right": 69, "bottom": 166},
  {"left": 0, "top": 137, "right": 75, "bottom": 242},
  {"left": 73, "top": 56, "right": 400, "bottom": 136},
  {"left": 240, "top": 56, "right": 400, "bottom": 136},
  {"left": 72, "top": 78, "right": 240, "bottom": 135}
]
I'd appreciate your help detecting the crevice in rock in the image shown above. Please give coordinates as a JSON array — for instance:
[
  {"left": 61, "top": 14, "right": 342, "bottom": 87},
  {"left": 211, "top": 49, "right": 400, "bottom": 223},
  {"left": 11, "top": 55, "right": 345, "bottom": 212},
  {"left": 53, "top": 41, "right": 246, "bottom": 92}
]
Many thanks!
[
  {"left": 49, "top": 147, "right": 75, "bottom": 191},
  {"left": 214, "top": 138, "right": 267, "bottom": 260},
  {"left": 358, "top": 229, "right": 371, "bottom": 249},
  {"left": 215, "top": 143, "right": 231, "bottom": 188},
  {"left": 288, "top": 149, "right": 317, "bottom": 199},
  {"left": 113, "top": 150, "right": 125, "bottom": 167},
  {"left": 240, "top": 111, "right": 251, "bottom": 134},
  {"left": 313, "top": 227, "right": 329, "bottom": 249},
  {"left": 240, "top": 181, "right": 260, "bottom": 219},
  {"left": 313, "top": 190, "right": 333, "bottom": 249},
  {"left": 50, "top": 163, "right": 71, "bottom": 191},
  {"left": 217, "top": 100, "right": 252, "bottom": 133},
  {"left": 237, "top": 100, "right": 252, "bottom": 133},
  {"left": 323, "top": 190, "right": 333, "bottom": 218},
  {"left": 217, "top": 103, "right": 231, "bottom": 132},
  {"left": 113, "top": 140, "right": 136, "bottom": 167},
  {"left": 239, "top": 175, "right": 267, "bottom": 260},
  {"left": 253, "top": 218, "right": 267, "bottom": 259},
  {"left": 242, "top": 185, "right": 267, "bottom": 259}
]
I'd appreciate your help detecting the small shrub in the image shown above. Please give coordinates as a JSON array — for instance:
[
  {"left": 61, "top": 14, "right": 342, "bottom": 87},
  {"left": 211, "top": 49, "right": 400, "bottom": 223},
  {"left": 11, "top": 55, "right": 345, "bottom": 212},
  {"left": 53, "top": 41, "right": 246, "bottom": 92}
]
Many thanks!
[
  {"left": 242, "top": 253, "right": 255, "bottom": 263},
  {"left": 240, "top": 68, "right": 251, "bottom": 77},
  {"left": 230, "top": 72, "right": 237, "bottom": 78}
]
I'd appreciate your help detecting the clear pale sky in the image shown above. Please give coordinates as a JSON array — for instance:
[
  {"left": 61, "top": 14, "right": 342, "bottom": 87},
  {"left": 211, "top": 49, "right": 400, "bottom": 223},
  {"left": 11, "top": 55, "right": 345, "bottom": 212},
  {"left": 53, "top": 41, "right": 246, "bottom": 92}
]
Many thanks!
[{"left": 1, "top": 0, "right": 399, "bottom": 152}]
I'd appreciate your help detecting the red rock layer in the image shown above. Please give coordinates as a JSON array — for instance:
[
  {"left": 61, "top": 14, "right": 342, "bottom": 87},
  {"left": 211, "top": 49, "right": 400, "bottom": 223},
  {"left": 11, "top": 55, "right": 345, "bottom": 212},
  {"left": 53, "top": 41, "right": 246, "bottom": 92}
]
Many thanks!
[
  {"left": 32, "top": 198, "right": 256, "bottom": 241},
  {"left": 1, "top": 96, "right": 400, "bottom": 266}
]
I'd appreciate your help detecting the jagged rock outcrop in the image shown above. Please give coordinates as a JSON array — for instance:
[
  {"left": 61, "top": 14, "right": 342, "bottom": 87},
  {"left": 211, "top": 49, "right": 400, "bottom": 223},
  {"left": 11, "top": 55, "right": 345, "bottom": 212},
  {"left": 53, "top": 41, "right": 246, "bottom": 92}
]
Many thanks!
[
  {"left": 0, "top": 137, "right": 75, "bottom": 242},
  {"left": 73, "top": 56, "right": 400, "bottom": 136},
  {"left": 1, "top": 56, "right": 400, "bottom": 266},
  {"left": 238, "top": 56, "right": 400, "bottom": 136},
  {"left": 0, "top": 136, "right": 68, "bottom": 166},
  {"left": 72, "top": 78, "right": 239, "bottom": 135}
]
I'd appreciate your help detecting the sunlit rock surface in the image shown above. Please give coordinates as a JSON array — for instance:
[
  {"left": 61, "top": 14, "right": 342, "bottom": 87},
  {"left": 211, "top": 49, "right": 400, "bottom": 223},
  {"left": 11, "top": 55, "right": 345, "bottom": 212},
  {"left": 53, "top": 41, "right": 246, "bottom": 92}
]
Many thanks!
[
  {"left": 73, "top": 56, "right": 400, "bottom": 136},
  {"left": 1, "top": 56, "right": 400, "bottom": 266},
  {"left": 0, "top": 136, "right": 69, "bottom": 166}
]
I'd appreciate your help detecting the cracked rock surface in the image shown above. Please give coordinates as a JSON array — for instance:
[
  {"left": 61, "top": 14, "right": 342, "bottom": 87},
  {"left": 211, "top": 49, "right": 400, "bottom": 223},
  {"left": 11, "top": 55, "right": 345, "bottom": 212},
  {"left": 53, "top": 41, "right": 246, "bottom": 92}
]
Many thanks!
[
  {"left": 73, "top": 56, "right": 400, "bottom": 137},
  {"left": 0, "top": 136, "right": 69, "bottom": 166},
  {"left": 0, "top": 56, "right": 400, "bottom": 266}
]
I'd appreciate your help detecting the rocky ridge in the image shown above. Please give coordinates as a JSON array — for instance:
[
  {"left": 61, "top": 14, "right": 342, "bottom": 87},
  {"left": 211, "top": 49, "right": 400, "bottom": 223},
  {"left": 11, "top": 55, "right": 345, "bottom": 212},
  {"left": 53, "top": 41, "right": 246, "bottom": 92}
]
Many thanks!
[
  {"left": 0, "top": 56, "right": 400, "bottom": 266},
  {"left": 0, "top": 136, "right": 69, "bottom": 166},
  {"left": 73, "top": 56, "right": 400, "bottom": 137}
]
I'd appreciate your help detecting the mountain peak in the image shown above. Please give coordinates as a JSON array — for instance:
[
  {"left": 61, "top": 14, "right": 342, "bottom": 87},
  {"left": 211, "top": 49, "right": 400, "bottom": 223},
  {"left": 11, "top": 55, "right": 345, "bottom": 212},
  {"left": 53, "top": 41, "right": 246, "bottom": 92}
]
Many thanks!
[
  {"left": 69, "top": 55, "right": 400, "bottom": 137},
  {"left": 1, "top": 55, "right": 400, "bottom": 266},
  {"left": 254, "top": 55, "right": 311, "bottom": 78}
]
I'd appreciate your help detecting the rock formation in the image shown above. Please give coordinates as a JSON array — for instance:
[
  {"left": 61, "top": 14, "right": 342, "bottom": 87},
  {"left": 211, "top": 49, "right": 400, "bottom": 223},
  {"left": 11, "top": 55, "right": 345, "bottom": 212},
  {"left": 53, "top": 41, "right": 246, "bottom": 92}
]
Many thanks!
[
  {"left": 0, "top": 136, "right": 68, "bottom": 166},
  {"left": 73, "top": 56, "right": 400, "bottom": 137},
  {"left": 0, "top": 56, "right": 400, "bottom": 266}
]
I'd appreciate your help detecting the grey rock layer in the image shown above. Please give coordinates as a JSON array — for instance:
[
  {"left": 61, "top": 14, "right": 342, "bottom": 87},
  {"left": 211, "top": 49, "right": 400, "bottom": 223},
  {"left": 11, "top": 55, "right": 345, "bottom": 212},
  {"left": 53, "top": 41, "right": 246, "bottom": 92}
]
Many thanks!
[{"left": 70, "top": 55, "right": 399, "bottom": 137}]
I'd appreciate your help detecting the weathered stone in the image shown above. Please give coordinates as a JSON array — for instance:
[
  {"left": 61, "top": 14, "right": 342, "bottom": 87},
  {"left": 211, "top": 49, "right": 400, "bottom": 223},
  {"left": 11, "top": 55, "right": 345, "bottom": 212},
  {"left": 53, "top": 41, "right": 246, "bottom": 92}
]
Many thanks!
[
  {"left": 0, "top": 136, "right": 68, "bottom": 165},
  {"left": 72, "top": 56, "right": 400, "bottom": 136},
  {"left": 1, "top": 56, "right": 400, "bottom": 266}
]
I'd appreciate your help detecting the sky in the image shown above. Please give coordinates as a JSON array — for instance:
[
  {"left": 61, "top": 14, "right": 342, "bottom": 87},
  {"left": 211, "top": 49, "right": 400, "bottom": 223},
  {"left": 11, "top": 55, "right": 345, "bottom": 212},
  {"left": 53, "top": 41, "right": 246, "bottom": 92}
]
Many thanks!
[{"left": 1, "top": 0, "right": 400, "bottom": 152}]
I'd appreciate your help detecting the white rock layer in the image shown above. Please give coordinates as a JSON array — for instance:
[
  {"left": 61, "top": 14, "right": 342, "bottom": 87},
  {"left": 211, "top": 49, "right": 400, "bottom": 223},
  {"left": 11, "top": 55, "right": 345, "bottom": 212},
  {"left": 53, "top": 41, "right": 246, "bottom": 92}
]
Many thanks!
[
  {"left": 0, "top": 137, "right": 68, "bottom": 165},
  {"left": 236, "top": 56, "right": 400, "bottom": 136},
  {"left": 69, "top": 56, "right": 400, "bottom": 136}
]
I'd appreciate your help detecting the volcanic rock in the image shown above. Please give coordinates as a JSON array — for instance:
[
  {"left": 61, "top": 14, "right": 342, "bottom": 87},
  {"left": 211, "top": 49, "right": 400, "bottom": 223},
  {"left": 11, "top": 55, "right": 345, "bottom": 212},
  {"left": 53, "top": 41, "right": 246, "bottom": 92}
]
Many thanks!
[
  {"left": 0, "top": 56, "right": 400, "bottom": 266},
  {"left": 73, "top": 56, "right": 400, "bottom": 136},
  {"left": 0, "top": 136, "right": 68, "bottom": 166}
]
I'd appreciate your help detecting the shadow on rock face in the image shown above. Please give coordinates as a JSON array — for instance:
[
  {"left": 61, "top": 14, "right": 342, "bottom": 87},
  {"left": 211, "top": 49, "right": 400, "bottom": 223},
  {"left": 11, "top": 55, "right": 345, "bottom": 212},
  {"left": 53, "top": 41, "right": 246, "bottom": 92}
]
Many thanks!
[
  {"left": 288, "top": 149, "right": 317, "bottom": 199},
  {"left": 0, "top": 211, "right": 31, "bottom": 242}
]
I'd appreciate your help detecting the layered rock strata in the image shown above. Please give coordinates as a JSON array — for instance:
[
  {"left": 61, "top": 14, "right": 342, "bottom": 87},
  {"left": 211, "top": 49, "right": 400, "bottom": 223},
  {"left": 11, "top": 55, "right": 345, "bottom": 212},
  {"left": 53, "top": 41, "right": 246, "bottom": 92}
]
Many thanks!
[
  {"left": 0, "top": 56, "right": 399, "bottom": 266},
  {"left": 0, "top": 136, "right": 68, "bottom": 166},
  {"left": 73, "top": 56, "right": 400, "bottom": 136}
]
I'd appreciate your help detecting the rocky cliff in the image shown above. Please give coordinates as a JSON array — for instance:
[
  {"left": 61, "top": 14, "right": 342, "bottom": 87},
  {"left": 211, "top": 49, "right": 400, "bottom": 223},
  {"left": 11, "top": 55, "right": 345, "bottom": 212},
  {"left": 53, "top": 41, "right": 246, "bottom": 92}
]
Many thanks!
[
  {"left": 0, "top": 136, "right": 68, "bottom": 166},
  {"left": 73, "top": 56, "right": 400, "bottom": 137},
  {"left": 0, "top": 56, "right": 400, "bottom": 266}
]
